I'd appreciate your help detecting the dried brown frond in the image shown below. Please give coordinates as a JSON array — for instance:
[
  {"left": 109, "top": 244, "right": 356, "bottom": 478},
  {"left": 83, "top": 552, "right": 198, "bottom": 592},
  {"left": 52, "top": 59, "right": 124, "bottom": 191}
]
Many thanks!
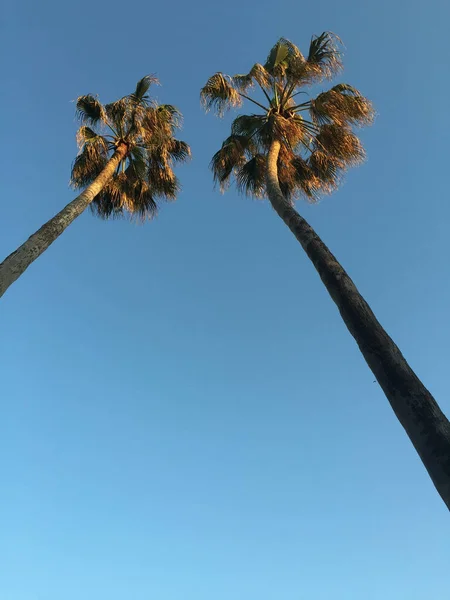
[
  {"left": 310, "top": 84, "right": 375, "bottom": 126},
  {"left": 309, "top": 150, "right": 343, "bottom": 189},
  {"left": 315, "top": 124, "right": 365, "bottom": 166},
  {"left": 272, "top": 115, "right": 311, "bottom": 150},
  {"left": 71, "top": 136, "right": 109, "bottom": 189},
  {"left": 75, "top": 126, "right": 105, "bottom": 150},
  {"left": 200, "top": 73, "right": 242, "bottom": 117},
  {"left": 147, "top": 161, "right": 180, "bottom": 200},
  {"left": 232, "top": 63, "right": 272, "bottom": 92},
  {"left": 277, "top": 155, "right": 321, "bottom": 202},
  {"left": 105, "top": 98, "right": 131, "bottom": 136}
]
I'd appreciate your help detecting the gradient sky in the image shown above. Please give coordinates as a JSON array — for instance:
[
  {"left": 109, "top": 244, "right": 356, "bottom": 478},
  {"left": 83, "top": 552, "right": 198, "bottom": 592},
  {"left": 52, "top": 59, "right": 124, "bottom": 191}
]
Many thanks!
[{"left": 1, "top": 0, "right": 450, "bottom": 599}]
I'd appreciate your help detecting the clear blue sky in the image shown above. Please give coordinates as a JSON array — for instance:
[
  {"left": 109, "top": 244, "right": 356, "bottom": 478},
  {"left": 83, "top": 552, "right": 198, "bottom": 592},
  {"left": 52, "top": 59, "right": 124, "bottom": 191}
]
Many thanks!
[{"left": 1, "top": 0, "right": 449, "bottom": 598}]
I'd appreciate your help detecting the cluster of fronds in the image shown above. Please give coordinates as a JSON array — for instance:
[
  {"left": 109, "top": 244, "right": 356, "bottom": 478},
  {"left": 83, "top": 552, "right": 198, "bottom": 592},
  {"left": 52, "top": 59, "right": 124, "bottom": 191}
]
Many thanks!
[
  {"left": 200, "top": 32, "right": 374, "bottom": 203},
  {"left": 71, "top": 75, "right": 190, "bottom": 220}
]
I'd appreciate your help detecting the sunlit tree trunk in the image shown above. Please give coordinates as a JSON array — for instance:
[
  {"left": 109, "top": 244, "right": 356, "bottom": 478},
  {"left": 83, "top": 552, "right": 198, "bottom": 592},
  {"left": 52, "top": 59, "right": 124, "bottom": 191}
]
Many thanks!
[
  {"left": 0, "top": 143, "right": 128, "bottom": 299},
  {"left": 266, "top": 139, "right": 450, "bottom": 510}
]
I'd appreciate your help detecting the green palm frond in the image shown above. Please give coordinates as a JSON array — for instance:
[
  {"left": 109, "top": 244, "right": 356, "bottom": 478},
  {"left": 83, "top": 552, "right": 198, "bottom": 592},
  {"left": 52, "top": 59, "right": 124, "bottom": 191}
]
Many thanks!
[
  {"left": 75, "top": 126, "right": 106, "bottom": 149},
  {"left": 283, "top": 54, "right": 309, "bottom": 88},
  {"left": 90, "top": 176, "right": 124, "bottom": 219},
  {"left": 76, "top": 95, "right": 106, "bottom": 127},
  {"left": 264, "top": 38, "right": 305, "bottom": 82},
  {"left": 167, "top": 139, "right": 191, "bottom": 163},
  {"left": 264, "top": 40, "right": 290, "bottom": 74},
  {"left": 200, "top": 73, "right": 242, "bottom": 116},
  {"left": 210, "top": 135, "right": 253, "bottom": 190},
  {"left": 231, "top": 114, "right": 280, "bottom": 153},
  {"left": 310, "top": 84, "right": 375, "bottom": 126},
  {"left": 236, "top": 155, "right": 267, "bottom": 198},
  {"left": 129, "top": 147, "right": 148, "bottom": 179},
  {"left": 105, "top": 98, "right": 130, "bottom": 136},
  {"left": 279, "top": 38, "right": 304, "bottom": 58},
  {"left": 305, "top": 32, "right": 343, "bottom": 81},
  {"left": 231, "top": 114, "right": 266, "bottom": 137},
  {"left": 131, "top": 75, "right": 159, "bottom": 103},
  {"left": 71, "top": 135, "right": 108, "bottom": 188}
]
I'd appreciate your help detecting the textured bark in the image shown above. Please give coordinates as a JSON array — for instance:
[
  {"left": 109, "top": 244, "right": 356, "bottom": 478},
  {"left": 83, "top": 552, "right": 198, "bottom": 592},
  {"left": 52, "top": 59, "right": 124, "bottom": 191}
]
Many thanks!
[
  {"left": 0, "top": 144, "right": 128, "bottom": 298},
  {"left": 266, "top": 139, "right": 450, "bottom": 510}
]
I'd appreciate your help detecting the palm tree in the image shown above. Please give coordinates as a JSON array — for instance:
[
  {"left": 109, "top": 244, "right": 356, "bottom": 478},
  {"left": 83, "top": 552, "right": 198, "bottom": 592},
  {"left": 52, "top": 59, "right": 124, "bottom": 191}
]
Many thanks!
[
  {"left": 0, "top": 76, "right": 190, "bottom": 298},
  {"left": 201, "top": 33, "right": 450, "bottom": 510}
]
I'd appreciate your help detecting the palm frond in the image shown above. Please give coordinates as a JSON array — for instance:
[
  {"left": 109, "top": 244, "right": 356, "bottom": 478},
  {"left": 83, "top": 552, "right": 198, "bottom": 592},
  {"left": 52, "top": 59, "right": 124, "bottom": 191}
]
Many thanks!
[
  {"left": 264, "top": 40, "right": 290, "bottom": 74},
  {"left": 75, "top": 126, "right": 106, "bottom": 149},
  {"left": 70, "top": 137, "right": 108, "bottom": 188},
  {"left": 280, "top": 156, "right": 323, "bottom": 202},
  {"left": 236, "top": 155, "right": 267, "bottom": 198},
  {"left": 129, "top": 147, "right": 148, "bottom": 179},
  {"left": 156, "top": 104, "right": 183, "bottom": 129},
  {"left": 200, "top": 73, "right": 242, "bottom": 116},
  {"left": 76, "top": 95, "right": 106, "bottom": 127},
  {"left": 310, "top": 84, "right": 375, "bottom": 126},
  {"left": 305, "top": 32, "right": 343, "bottom": 82},
  {"left": 272, "top": 114, "right": 311, "bottom": 150},
  {"left": 122, "top": 166, "right": 159, "bottom": 220},
  {"left": 167, "top": 139, "right": 191, "bottom": 163},
  {"left": 131, "top": 75, "right": 159, "bottom": 103},
  {"left": 279, "top": 38, "right": 304, "bottom": 58},
  {"left": 232, "top": 63, "right": 272, "bottom": 92},
  {"left": 90, "top": 177, "right": 124, "bottom": 219},
  {"left": 315, "top": 124, "right": 365, "bottom": 165},
  {"left": 283, "top": 54, "right": 309, "bottom": 89},
  {"left": 309, "top": 150, "right": 343, "bottom": 188},
  {"left": 147, "top": 161, "right": 180, "bottom": 199},
  {"left": 129, "top": 181, "right": 159, "bottom": 220},
  {"left": 231, "top": 114, "right": 277, "bottom": 153},
  {"left": 105, "top": 98, "right": 130, "bottom": 136},
  {"left": 231, "top": 114, "right": 266, "bottom": 139},
  {"left": 210, "top": 135, "right": 253, "bottom": 190}
]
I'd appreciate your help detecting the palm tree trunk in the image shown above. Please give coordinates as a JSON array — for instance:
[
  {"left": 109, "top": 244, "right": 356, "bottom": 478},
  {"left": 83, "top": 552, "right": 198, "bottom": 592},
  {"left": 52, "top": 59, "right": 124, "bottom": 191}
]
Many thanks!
[
  {"left": 266, "top": 139, "right": 450, "bottom": 510},
  {"left": 0, "top": 143, "right": 128, "bottom": 299}
]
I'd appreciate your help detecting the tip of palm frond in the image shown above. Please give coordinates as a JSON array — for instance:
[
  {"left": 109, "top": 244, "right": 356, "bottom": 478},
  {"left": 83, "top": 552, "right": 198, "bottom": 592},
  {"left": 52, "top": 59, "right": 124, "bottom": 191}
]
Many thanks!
[
  {"left": 132, "top": 74, "right": 160, "bottom": 103},
  {"left": 76, "top": 95, "right": 106, "bottom": 126},
  {"left": 232, "top": 63, "right": 272, "bottom": 92},
  {"left": 200, "top": 73, "right": 242, "bottom": 116},
  {"left": 306, "top": 31, "right": 344, "bottom": 81}
]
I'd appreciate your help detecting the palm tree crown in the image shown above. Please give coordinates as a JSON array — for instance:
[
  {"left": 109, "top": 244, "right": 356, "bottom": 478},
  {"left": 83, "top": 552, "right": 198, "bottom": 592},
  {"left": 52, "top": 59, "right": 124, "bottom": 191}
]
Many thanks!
[
  {"left": 200, "top": 33, "right": 374, "bottom": 201},
  {"left": 72, "top": 76, "right": 190, "bottom": 219}
]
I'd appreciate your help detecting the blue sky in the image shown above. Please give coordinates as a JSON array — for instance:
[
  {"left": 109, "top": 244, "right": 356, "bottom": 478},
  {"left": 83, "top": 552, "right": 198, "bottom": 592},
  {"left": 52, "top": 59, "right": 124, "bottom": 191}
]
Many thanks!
[{"left": 1, "top": 0, "right": 450, "bottom": 598}]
